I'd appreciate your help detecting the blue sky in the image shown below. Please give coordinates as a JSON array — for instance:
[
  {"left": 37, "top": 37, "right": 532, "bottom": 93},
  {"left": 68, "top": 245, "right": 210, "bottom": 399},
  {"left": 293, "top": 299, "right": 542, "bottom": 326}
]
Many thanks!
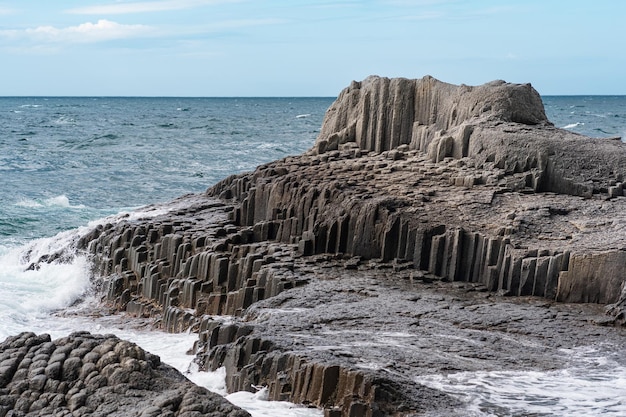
[{"left": 0, "top": 0, "right": 624, "bottom": 96}]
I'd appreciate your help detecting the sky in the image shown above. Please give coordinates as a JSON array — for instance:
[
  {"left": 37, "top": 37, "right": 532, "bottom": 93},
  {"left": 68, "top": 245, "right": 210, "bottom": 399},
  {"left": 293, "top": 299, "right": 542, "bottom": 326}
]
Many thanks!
[{"left": 0, "top": 0, "right": 624, "bottom": 96}]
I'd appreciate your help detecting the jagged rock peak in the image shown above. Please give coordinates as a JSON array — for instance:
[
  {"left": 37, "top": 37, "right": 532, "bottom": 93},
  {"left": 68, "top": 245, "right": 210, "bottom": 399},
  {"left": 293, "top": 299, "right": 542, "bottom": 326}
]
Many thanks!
[{"left": 314, "top": 75, "right": 549, "bottom": 154}]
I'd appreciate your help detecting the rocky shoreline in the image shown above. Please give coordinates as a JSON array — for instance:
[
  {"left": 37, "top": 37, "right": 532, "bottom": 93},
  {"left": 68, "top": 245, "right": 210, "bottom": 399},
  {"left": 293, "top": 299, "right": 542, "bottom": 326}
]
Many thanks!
[
  {"left": 11, "top": 75, "right": 626, "bottom": 416},
  {"left": 0, "top": 332, "right": 248, "bottom": 417}
]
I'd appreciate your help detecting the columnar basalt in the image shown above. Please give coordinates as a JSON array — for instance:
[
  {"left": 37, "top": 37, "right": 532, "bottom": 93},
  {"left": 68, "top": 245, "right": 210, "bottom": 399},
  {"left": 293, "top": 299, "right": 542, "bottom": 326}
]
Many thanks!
[
  {"left": 0, "top": 332, "right": 248, "bottom": 417},
  {"left": 313, "top": 75, "right": 626, "bottom": 198},
  {"left": 209, "top": 146, "right": 626, "bottom": 306},
  {"left": 52, "top": 76, "right": 626, "bottom": 416},
  {"left": 194, "top": 315, "right": 461, "bottom": 417},
  {"left": 77, "top": 196, "right": 309, "bottom": 329}
]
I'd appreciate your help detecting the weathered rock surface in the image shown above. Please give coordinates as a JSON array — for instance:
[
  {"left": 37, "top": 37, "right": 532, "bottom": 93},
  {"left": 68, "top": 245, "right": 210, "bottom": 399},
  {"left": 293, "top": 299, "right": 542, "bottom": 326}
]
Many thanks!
[
  {"left": 314, "top": 75, "right": 626, "bottom": 198},
  {"left": 24, "top": 75, "right": 626, "bottom": 416},
  {"left": 0, "top": 332, "right": 249, "bottom": 417},
  {"left": 196, "top": 259, "right": 626, "bottom": 416}
]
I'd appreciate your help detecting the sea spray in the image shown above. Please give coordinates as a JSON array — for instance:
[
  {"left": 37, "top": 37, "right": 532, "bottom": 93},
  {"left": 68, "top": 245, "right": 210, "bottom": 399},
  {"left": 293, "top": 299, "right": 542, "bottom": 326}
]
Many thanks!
[{"left": 0, "top": 238, "right": 91, "bottom": 339}]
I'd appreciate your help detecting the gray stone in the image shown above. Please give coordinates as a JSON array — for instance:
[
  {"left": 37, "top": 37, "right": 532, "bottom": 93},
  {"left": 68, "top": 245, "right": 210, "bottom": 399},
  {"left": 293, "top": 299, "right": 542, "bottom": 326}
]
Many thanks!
[
  {"left": 25, "top": 75, "right": 626, "bottom": 416},
  {"left": 0, "top": 332, "right": 250, "bottom": 417},
  {"left": 61, "top": 357, "right": 82, "bottom": 381}
]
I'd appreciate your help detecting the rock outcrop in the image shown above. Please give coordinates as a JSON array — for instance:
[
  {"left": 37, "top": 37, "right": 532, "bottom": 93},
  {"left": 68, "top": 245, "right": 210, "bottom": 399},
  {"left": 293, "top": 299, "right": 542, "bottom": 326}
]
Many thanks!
[
  {"left": 315, "top": 75, "right": 548, "bottom": 154},
  {"left": 314, "top": 75, "right": 626, "bottom": 198},
  {"left": 26, "top": 75, "right": 626, "bottom": 416},
  {"left": 0, "top": 332, "right": 248, "bottom": 417}
]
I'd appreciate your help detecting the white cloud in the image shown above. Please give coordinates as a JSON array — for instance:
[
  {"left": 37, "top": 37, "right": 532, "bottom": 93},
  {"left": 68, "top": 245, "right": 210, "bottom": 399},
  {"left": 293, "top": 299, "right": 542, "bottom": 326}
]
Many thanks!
[
  {"left": 0, "top": 20, "right": 152, "bottom": 44},
  {"left": 66, "top": 0, "right": 240, "bottom": 15}
]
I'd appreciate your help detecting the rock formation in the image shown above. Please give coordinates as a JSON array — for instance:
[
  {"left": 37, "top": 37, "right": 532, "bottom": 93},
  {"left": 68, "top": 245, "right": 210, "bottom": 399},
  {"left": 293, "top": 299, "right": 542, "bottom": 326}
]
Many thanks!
[
  {"left": 0, "top": 332, "right": 248, "bottom": 417},
  {"left": 18, "top": 75, "right": 626, "bottom": 416},
  {"left": 314, "top": 76, "right": 626, "bottom": 198}
]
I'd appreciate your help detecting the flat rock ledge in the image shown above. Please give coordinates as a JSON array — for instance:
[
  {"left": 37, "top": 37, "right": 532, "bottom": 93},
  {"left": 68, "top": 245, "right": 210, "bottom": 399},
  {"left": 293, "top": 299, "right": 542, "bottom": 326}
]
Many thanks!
[
  {"left": 0, "top": 332, "right": 249, "bottom": 417},
  {"left": 21, "top": 76, "right": 626, "bottom": 416}
]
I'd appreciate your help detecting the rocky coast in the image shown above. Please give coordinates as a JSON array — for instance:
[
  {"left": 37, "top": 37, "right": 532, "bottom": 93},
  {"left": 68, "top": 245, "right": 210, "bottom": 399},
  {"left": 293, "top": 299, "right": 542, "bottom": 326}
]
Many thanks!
[{"left": 7, "top": 75, "right": 626, "bottom": 416}]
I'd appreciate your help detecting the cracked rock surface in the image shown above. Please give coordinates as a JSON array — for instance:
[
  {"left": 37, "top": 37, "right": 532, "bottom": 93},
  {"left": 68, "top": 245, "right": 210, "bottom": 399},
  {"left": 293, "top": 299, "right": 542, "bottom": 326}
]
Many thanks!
[{"left": 0, "top": 332, "right": 249, "bottom": 417}]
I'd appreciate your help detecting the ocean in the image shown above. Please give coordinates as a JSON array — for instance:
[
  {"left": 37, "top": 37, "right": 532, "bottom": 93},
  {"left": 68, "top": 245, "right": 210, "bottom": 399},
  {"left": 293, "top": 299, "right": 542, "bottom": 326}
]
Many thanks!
[{"left": 1, "top": 95, "right": 625, "bottom": 416}]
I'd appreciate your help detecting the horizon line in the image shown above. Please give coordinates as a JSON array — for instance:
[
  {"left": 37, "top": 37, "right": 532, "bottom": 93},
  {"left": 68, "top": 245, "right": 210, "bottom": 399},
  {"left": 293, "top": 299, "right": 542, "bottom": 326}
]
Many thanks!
[
  {"left": 0, "top": 95, "right": 338, "bottom": 99},
  {"left": 2, "top": 94, "right": 626, "bottom": 99}
]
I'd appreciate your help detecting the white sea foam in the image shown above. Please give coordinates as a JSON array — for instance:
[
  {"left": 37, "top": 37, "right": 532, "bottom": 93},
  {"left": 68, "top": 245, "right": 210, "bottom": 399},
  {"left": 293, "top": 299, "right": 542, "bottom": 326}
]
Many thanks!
[
  {"left": 417, "top": 345, "right": 626, "bottom": 416},
  {"left": 15, "top": 194, "right": 86, "bottom": 209},
  {"left": 45, "top": 195, "right": 73, "bottom": 207},
  {"left": 562, "top": 122, "right": 584, "bottom": 129},
  {"left": 55, "top": 115, "right": 76, "bottom": 124},
  {"left": 50, "top": 317, "right": 324, "bottom": 417},
  {"left": 0, "top": 239, "right": 91, "bottom": 339},
  {"left": 44, "top": 313, "right": 323, "bottom": 417},
  {"left": 226, "top": 390, "right": 322, "bottom": 417},
  {"left": 15, "top": 198, "right": 44, "bottom": 208}
]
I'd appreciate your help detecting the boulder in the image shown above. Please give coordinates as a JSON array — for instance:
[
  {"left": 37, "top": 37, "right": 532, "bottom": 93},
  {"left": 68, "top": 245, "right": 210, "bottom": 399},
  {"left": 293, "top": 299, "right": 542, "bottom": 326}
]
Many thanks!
[{"left": 0, "top": 332, "right": 249, "bottom": 417}]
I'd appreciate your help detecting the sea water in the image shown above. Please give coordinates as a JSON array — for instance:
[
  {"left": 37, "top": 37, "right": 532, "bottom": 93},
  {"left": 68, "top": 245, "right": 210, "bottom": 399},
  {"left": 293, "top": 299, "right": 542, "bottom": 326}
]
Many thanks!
[
  {"left": 1, "top": 95, "right": 626, "bottom": 416},
  {"left": 0, "top": 96, "right": 330, "bottom": 417},
  {"left": 543, "top": 95, "right": 626, "bottom": 140}
]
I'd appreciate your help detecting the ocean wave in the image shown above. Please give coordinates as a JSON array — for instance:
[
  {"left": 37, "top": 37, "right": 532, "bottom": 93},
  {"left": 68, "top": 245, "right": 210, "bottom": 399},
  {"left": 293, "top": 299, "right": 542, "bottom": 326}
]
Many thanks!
[
  {"left": 594, "top": 127, "right": 615, "bottom": 135},
  {"left": 94, "top": 133, "right": 119, "bottom": 140},
  {"left": 15, "top": 195, "right": 86, "bottom": 209},
  {"left": 562, "top": 122, "right": 584, "bottom": 129},
  {"left": 54, "top": 115, "right": 77, "bottom": 125},
  {"left": 0, "top": 233, "right": 92, "bottom": 338},
  {"left": 15, "top": 198, "right": 44, "bottom": 208},
  {"left": 257, "top": 142, "right": 282, "bottom": 150}
]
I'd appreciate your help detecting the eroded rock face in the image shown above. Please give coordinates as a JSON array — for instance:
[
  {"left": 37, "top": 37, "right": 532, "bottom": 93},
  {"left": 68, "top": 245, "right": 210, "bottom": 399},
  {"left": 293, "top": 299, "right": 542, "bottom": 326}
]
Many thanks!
[
  {"left": 315, "top": 75, "right": 549, "bottom": 155},
  {"left": 314, "top": 75, "right": 626, "bottom": 198},
  {"left": 0, "top": 332, "right": 249, "bottom": 417},
  {"left": 40, "top": 75, "right": 626, "bottom": 416}
]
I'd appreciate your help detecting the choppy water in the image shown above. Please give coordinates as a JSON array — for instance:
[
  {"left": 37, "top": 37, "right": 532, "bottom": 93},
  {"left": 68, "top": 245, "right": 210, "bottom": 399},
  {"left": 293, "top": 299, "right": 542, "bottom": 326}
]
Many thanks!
[
  {"left": 0, "top": 96, "right": 330, "bottom": 417},
  {"left": 1, "top": 95, "right": 626, "bottom": 416},
  {"left": 543, "top": 95, "right": 626, "bottom": 140}
]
